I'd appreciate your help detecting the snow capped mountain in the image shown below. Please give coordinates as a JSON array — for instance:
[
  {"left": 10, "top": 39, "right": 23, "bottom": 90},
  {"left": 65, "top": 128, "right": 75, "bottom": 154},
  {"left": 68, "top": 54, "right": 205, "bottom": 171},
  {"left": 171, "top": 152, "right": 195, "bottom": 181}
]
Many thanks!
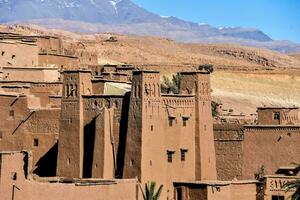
[{"left": 1, "top": 0, "right": 299, "bottom": 52}]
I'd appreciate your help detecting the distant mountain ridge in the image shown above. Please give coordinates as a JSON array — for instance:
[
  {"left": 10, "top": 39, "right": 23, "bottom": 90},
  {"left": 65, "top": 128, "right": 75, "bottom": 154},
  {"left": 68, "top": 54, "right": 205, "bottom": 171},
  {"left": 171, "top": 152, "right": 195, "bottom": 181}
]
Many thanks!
[{"left": 0, "top": 0, "right": 299, "bottom": 53}]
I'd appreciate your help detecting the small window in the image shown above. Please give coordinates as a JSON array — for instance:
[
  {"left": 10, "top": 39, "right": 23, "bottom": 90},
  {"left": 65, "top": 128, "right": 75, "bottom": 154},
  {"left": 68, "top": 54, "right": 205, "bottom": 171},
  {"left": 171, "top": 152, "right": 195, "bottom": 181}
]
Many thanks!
[
  {"left": 274, "top": 112, "right": 280, "bottom": 120},
  {"left": 169, "top": 119, "right": 173, "bottom": 126},
  {"left": 182, "top": 117, "right": 189, "bottom": 127},
  {"left": 168, "top": 117, "right": 175, "bottom": 127},
  {"left": 12, "top": 55, "right": 16, "bottom": 59},
  {"left": 183, "top": 119, "right": 187, "bottom": 126},
  {"left": 180, "top": 149, "right": 188, "bottom": 161},
  {"left": 167, "top": 151, "right": 175, "bottom": 163},
  {"left": 1, "top": 51, "right": 4, "bottom": 56},
  {"left": 11, "top": 172, "right": 17, "bottom": 181},
  {"left": 0, "top": 130, "right": 2, "bottom": 139},
  {"left": 33, "top": 138, "right": 39, "bottom": 147},
  {"left": 272, "top": 196, "right": 284, "bottom": 200},
  {"left": 9, "top": 110, "right": 14, "bottom": 118},
  {"left": 151, "top": 125, "right": 154, "bottom": 131},
  {"left": 130, "top": 160, "right": 134, "bottom": 166},
  {"left": 67, "top": 158, "right": 71, "bottom": 165}
]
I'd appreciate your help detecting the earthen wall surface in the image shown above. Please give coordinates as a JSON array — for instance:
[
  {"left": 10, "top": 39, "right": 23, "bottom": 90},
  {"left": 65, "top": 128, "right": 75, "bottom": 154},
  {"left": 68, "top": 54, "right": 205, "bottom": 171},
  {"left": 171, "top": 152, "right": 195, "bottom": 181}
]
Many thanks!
[
  {"left": 214, "top": 124, "right": 244, "bottom": 181},
  {"left": 0, "top": 152, "right": 137, "bottom": 200},
  {"left": 242, "top": 126, "right": 300, "bottom": 179},
  {"left": 0, "top": 41, "right": 38, "bottom": 67}
]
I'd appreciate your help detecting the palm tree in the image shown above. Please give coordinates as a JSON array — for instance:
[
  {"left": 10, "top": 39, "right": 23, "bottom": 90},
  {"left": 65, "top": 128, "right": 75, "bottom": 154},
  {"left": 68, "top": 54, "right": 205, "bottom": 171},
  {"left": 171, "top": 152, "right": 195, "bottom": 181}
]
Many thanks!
[
  {"left": 139, "top": 181, "right": 163, "bottom": 200},
  {"left": 283, "top": 164, "right": 300, "bottom": 200},
  {"left": 161, "top": 74, "right": 181, "bottom": 94}
]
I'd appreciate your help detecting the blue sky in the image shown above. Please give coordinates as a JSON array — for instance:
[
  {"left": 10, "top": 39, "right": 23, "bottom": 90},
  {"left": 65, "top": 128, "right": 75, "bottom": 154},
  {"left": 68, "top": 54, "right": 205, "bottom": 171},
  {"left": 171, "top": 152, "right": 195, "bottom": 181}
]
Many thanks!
[{"left": 132, "top": 0, "right": 300, "bottom": 43}]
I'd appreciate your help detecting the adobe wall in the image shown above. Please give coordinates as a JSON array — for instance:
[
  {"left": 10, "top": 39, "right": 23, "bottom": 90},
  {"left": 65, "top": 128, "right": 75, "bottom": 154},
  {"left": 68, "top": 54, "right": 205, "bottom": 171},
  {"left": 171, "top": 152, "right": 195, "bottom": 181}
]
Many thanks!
[
  {"left": 23, "top": 109, "right": 60, "bottom": 168},
  {"left": 257, "top": 107, "right": 300, "bottom": 125},
  {"left": 263, "top": 175, "right": 299, "bottom": 200},
  {"left": 0, "top": 94, "right": 59, "bottom": 172},
  {"left": 230, "top": 182, "right": 258, "bottom": 200},
  {"left": 0, "top": 41, "right": 38, "bottom": 67},
  {"left": 38, "top": 54, "right": 78, "bottom": 69},
  {"left": 242, "top": 126, "right": 300, "bottom": 179},
  {"left": 214, "top": 124, "right": 244, "bottom": 181},
  {"left": 0, "top": 95, "right": 30, "bottom": 150},
  {"left": 37, "top": 37, "right": 63, "bottom": 55},
  {"left": 174, "top": 181, "right": 258, "bottom": 200},
  {"left": 76, "top": 50, "right": 98, "bottom": 66},
  {"left": 0, "top": 81, "right": 62, "bottom": 108},
  {"left": 0, "top": 152, "right": 137, "bottom": 200},
  {"left": 0, "top": 84, "right": 31, "bottom": 95},
  {"left": 29, "top": 83, "right": 62, "bottom": 108},
  {"left": 181, "top": 71, "right": 217, "bottom": 180},
  {"left": 124, "top": 70, "right": 212, "bottom": 199},
  {"left": 82, "top": 95, "right": 125, "bottom": 161},
  {"left": 1, "top": 67, "right": 60, "bottom": 82}
]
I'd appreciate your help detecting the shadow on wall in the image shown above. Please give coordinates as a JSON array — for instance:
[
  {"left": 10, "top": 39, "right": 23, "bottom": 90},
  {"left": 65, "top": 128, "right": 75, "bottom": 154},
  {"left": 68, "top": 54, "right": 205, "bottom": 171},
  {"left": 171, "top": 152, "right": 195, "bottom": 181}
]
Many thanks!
[
  {"left": 33, "top": 143, "right": 58, "bottom": 177},
  {"left": 83, "top": 118, "right": 96, "bottom": 178},
  {"left": 116, "top": 92, "right": 131, "bottom": 178}
]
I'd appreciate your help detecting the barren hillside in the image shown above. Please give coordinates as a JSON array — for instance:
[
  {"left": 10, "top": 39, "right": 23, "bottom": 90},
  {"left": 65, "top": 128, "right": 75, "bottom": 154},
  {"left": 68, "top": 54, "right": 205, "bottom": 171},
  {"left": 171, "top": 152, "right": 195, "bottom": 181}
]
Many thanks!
[{"left": 3, "top": 24, "right": 300, "bottom": 115}]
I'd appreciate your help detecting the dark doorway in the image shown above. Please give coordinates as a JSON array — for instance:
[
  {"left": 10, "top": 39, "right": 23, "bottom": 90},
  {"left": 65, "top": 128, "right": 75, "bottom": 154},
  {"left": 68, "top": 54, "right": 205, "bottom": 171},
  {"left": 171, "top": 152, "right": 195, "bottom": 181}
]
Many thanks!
[
  {"left": 33, "top": 143, "right": 58, "bottom": 177},
  {"left": 272, "top": 196, "right": 284, "bottom": 200},
  {"left": 116, "top": 92, "right": 130, "bottom": 178},
  {"left": 176, "top": 187, "right": 182, "bottom": 200},
  {"left": 83, "top": 118, "right": 96, "bottom": 178}
]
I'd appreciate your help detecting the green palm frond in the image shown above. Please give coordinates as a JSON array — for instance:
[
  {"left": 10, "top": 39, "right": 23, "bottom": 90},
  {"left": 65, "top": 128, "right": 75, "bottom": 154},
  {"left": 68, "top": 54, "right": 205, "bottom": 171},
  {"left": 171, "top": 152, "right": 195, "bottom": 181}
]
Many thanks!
[
  {"left": 139, "top": 181, "right": 163, "bottom": 200},
  {"left": 282, "top": 163, "right": 300, "bottom": 200}
]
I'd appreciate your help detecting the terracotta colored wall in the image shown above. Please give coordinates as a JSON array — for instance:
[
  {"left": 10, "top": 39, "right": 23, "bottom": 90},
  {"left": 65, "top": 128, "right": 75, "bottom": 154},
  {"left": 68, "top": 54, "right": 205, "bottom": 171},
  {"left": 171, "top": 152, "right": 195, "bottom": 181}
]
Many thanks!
[
  {"left": 38, "top": 54, "right": 78, "bottom": 69},
  {"left": 230, "top": 183, "right": 257, "bottom": 200},
  {"left": 181, "top": 71, "right": 217, "bottom": 180},
  {"left": 174, "top": 182, "right": 258, "bottom": 200},
  {"left": 82, "top": 96, "right": 124, "bottom": 168},
  {"left": 123, "top": 70, "right": 217, "bottom": 199},
  {"left": 257, "top": 108, "right": 300, "bottom": 125},
  {"left": 29, "top": 83, "right": 62, "bottom": 108},
  {"left": 0, "top": 95, "right": 59, "bottom": 172},
  {"left": 214, "top": 124, "right": 300, "bottom": 181},
  {"left": 0, "top": 152, "right": 137, "bottom": 200},
  {"left": 1, "top": 67, "right": 60, "bottom": 82},
  {"left": 214, "top": 124, "right": 244, "bottom": 181},
  {"left": 263, "top": 176, "right": 299, "bottom": 200},
  {"left": 37, "top": 37, "right": 63, "bottom": 55},
  {"left": 0, "top": 41, "right": 38, "bottom": 67},
  {"left": 242, "top": 126, "right": 300, "bottom": 179}
]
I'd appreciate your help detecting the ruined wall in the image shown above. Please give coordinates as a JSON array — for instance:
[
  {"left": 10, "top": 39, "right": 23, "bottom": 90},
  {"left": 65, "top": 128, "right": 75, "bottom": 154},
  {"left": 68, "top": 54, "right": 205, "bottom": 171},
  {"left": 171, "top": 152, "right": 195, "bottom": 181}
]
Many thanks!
[
  {"left": 76, "top": 50, "right": 98, "bottom": 66},
  {"left": 214, "top": 124, "right": 244, "bottom": 181},
  {"left": 37, "top": 37, "right": 63, "bottom": 55},
  {"left": 0, "top": 152, "right": 137, "bottom": 200},
  {"left": 242, "top": 126, "right": 300, "bottom": 179},
  {"left": 0, "top": 41, "right": 38, "bottom": 67}
]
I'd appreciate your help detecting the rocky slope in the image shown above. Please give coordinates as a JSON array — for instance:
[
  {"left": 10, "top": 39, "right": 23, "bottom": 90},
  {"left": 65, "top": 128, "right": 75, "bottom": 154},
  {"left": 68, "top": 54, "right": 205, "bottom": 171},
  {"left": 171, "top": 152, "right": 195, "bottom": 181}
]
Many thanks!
[{"left": 3, "top": 24, "right": 300, "bottom": 115}]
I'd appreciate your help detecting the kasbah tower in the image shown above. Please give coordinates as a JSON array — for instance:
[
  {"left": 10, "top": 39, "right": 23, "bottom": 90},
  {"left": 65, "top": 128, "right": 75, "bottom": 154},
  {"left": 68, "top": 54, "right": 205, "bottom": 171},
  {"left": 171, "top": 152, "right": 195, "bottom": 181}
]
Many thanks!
[{"left": 122, "top": 69, "right": 217, "bottom": 199}]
